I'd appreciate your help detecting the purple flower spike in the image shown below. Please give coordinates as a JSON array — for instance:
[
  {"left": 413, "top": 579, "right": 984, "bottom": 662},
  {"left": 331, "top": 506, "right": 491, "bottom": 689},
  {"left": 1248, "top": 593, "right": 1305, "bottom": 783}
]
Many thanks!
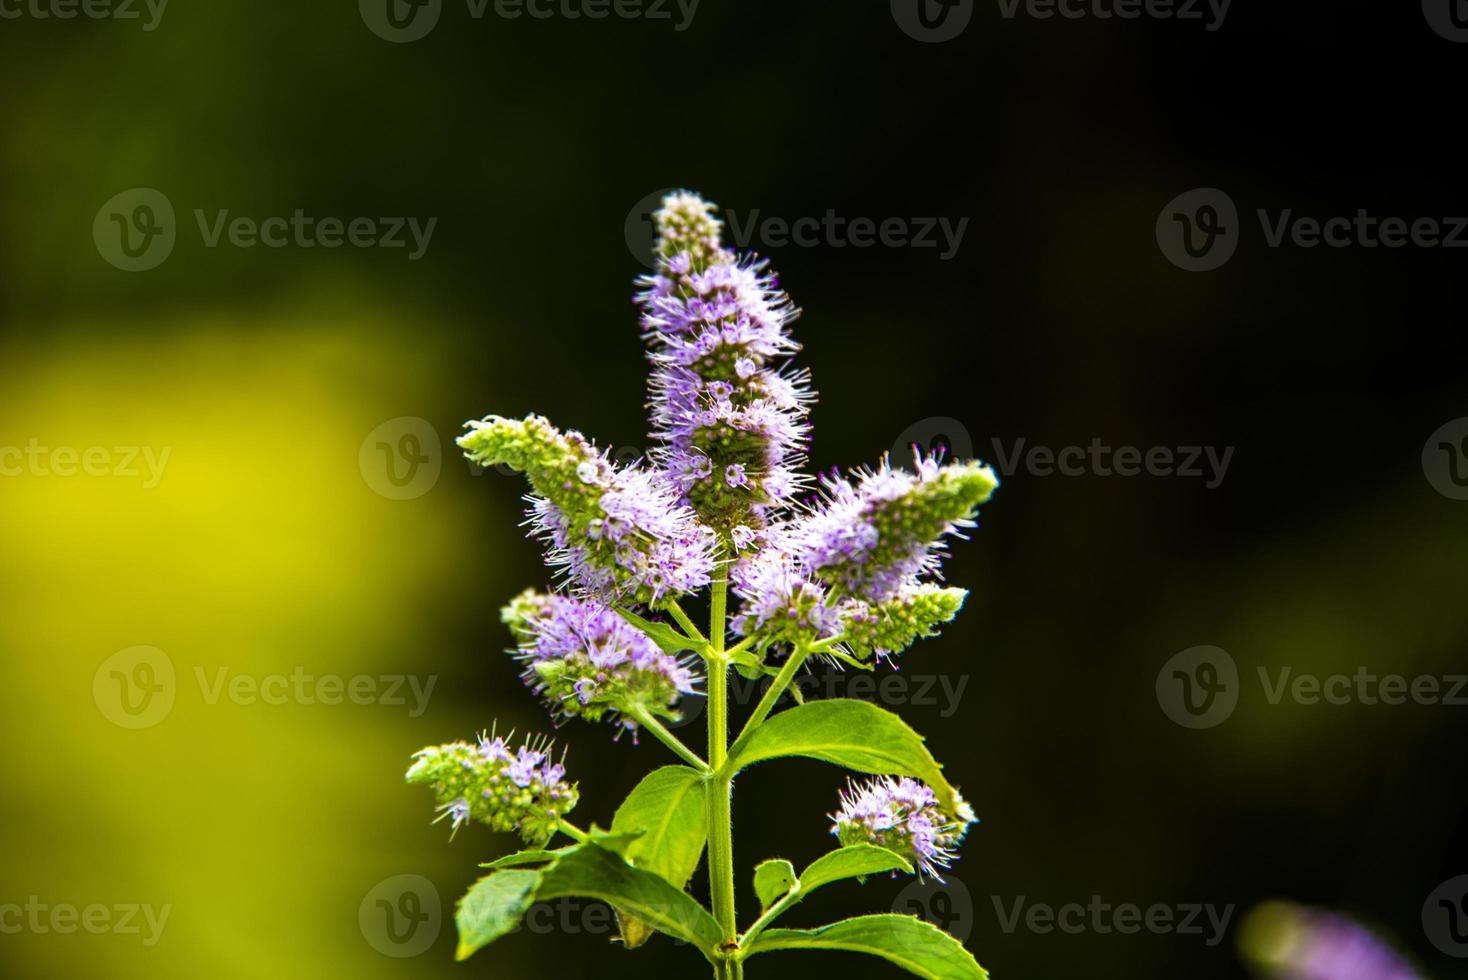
[
  {"left": 502, "top": 589, "right": 699, "bottom": 734},
  {"left": 831, "top": 776, "right": 976, "bottom": 880},
  {"left": 792, "top": 451, "right": 999, "bottom": 604},
  {"left": 637, "top": 192, "right": 814, "bottom": 542}
]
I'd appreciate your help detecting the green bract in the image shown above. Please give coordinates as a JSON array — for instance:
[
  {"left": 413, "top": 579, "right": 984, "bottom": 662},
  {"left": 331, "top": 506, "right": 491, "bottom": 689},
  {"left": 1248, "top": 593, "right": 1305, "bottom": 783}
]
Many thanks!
[{"left": 404, "top": 193, "right": 998, "bottom": 980}]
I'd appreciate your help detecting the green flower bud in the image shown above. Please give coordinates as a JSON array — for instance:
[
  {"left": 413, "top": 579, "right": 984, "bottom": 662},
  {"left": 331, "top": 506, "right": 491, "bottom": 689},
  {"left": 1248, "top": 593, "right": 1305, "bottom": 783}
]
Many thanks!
[
  {"left": 841, "top": 585, "right": 968, "bottom": 661},
  {"left": 405, "top": 732, "right": 578, "bottom": 845}
]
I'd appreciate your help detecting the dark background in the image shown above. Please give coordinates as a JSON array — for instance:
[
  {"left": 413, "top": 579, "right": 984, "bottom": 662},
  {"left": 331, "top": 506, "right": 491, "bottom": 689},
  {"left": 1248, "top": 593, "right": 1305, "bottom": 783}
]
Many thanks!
[{"left": 2, "top": 1, "right": 1466, "bottom": 978}]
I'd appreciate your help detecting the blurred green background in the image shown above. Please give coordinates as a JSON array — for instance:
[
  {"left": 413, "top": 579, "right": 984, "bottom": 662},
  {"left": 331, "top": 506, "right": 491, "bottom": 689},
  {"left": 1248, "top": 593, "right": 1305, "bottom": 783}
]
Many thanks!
[{"left": 2, "top": 2, "right": 1467, "bottom": 978}]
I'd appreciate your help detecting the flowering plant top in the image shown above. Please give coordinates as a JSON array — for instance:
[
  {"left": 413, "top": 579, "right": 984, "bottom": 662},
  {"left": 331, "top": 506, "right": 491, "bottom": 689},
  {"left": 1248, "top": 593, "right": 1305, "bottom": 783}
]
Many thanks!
[{"left": 406, "top": 192, "right": 998, "bottom": 980}]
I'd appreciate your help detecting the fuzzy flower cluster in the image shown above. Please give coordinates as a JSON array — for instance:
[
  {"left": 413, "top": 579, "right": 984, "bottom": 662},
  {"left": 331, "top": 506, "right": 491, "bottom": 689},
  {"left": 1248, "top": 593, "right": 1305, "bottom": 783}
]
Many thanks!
[
  {"left": 502, "top": 589, "right": 699, "bottom": 733},
  {"left": 830, "top": 776, "right": 976, "bottom": 880},
  {"left": 405, "top": 732, "right": 578, "bottom": 845},
  {"left": 458, "top": 415, "right": 716, "bottom": 604},
  {"left": 794, "top": 452, "right": 998, "bottom": 604},
  {"left": 457, "top": 193, "right": 999, "bottom": 743},
  {"left": 729, "top": 552, "right": 837, "bottom": 644},
  {"left": 636, "top": 192, "right": 812, "bottom": 543},
  {"left": 730, "top": 449, "right": 997, "bottom": 660}
]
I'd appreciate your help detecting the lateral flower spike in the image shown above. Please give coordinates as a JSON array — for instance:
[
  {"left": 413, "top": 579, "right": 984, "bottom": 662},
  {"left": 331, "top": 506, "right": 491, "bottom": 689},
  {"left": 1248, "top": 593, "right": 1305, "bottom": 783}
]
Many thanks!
[
  {"left": 831, "top": 776, "right": 977, "bottom": 881},
  {"left": 502, "top": 588, "right": 700, "bottom": 734},
  {"left": 405, "top": 731, "right": 579, "bottom": 846},
  {"left": 458, "top": 414, "right": 716, "bottom": 604},
  {"left": 793, "top": 451, "right": 998, "bottom": 604},
  {"left": 840, "top": 584, "right": 969, "bottom": 662}
]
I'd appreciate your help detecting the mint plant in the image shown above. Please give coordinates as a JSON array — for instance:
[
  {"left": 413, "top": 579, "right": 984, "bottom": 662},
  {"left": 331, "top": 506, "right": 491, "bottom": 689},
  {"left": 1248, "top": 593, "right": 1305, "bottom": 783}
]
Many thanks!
[{"left": 406, "top": 192, "right": 998, "bottom": 979}]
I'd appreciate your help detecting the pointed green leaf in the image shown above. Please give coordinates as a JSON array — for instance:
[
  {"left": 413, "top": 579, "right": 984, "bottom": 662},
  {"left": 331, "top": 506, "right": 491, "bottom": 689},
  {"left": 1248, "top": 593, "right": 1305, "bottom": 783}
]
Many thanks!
[
  {"left": 615, "top": 607, "right": 702, "bottom": 655},
  {"left": 729, "top": 649, "right": 764, "bottom": 671},
  {"left": 454, "top": 870, "right": 541, "bottom": 961},
  {"left": 753, "top": 859, "right": 796, "bottom": 911},
  {"left": 583, "top": 826, "right": 645, "bottom": 857},
  {"left": 612, "top": 766, "right": 708, "bottom": 889},
  {"left": 726, "top": 699, "right": 959, "bottom": 810},
  {"left": 744, "top": 914, "right": 988, "bottom": 980},
  {"left": 800, "top": 845, "right": 911, "bottom": 893},
  {"left": 744, "top": 846, "right": 913, "bottom": 940},
  {"left": 534, "top": 841, "right": 722, "bottom": 955},
  {"left": 479, "top": 849, "right": 564, "bottom": 870},
  {"left": 610, "top": 766, "right": 709, "bottom": 949}
]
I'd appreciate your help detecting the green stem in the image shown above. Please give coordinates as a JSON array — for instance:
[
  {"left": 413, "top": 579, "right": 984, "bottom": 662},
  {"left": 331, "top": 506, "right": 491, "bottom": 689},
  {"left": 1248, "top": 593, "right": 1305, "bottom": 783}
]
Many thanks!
[
  {"left": 721, "top": 644, "right": 815, "bottom": 777},
  {"left": 723, "top": 634, "right": 757, "bottom": 660},
  {"left": 740, "top": 883, "right": 802, "bottom": 948},
  {"left": 664, "top": 598, "right": 707, "bottom": 645},
  {"left": 714, "top": 958, "right": 745, "bottom": 979},
  {"left": 705, "top": 560, "right": 738, "bottom": 945},
  {"left": 556, "top": 819, "right": 589, "bottom": 844},
  {"left": 629, "top": 707, "right": 709, "bottom": 773}
]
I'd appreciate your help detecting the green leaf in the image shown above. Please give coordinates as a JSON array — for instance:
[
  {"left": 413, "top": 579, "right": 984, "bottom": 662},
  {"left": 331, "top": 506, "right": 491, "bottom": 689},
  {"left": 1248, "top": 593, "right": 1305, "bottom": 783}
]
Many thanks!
[
  {"left": 729, "top": 649, "right": 764, "bottom": 671},
  {"left": 534, "top": 841, "right": 723, "bottom": 956},
  {"left": 726, "top": 699, "right": 959, "bottom": 811},
  {"left": 479, "top": 849, "right": 564, "bottom": 870},
  {"left": 736, "top": 661, "right": 765, "bottom": 681},
  {"left": 454, "top": 870, "right": 540, "bottom": 961},
  {"left": 612, "top": 766, "right": 708, "bottom": 889},
  {"left": 744, "top": 914, "right": 988, "bottom": 980},
  {"left": 610, "top": 767, "right": 709, "bottom": 949},
  {"left": 746, "top": 846, "right": 912, "bottom": 938},
  {"left": 753, "top": 859, "right": 796, "bottom": 911},
  {"left": 800, "top": 845, "right": 911, "bottom": 893},
  {"left": 583, "top": 826, "right": 645, "bottom": 857},
  {"left": 614, "top": 607, "right": 702, "bottom": 655}
]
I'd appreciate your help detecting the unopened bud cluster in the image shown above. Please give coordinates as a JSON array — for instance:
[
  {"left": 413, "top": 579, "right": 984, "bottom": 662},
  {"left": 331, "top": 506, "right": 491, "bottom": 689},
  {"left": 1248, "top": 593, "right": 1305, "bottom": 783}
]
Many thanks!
[{"left": 405, "top": 733, "right": 578, "bottom": 845}]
